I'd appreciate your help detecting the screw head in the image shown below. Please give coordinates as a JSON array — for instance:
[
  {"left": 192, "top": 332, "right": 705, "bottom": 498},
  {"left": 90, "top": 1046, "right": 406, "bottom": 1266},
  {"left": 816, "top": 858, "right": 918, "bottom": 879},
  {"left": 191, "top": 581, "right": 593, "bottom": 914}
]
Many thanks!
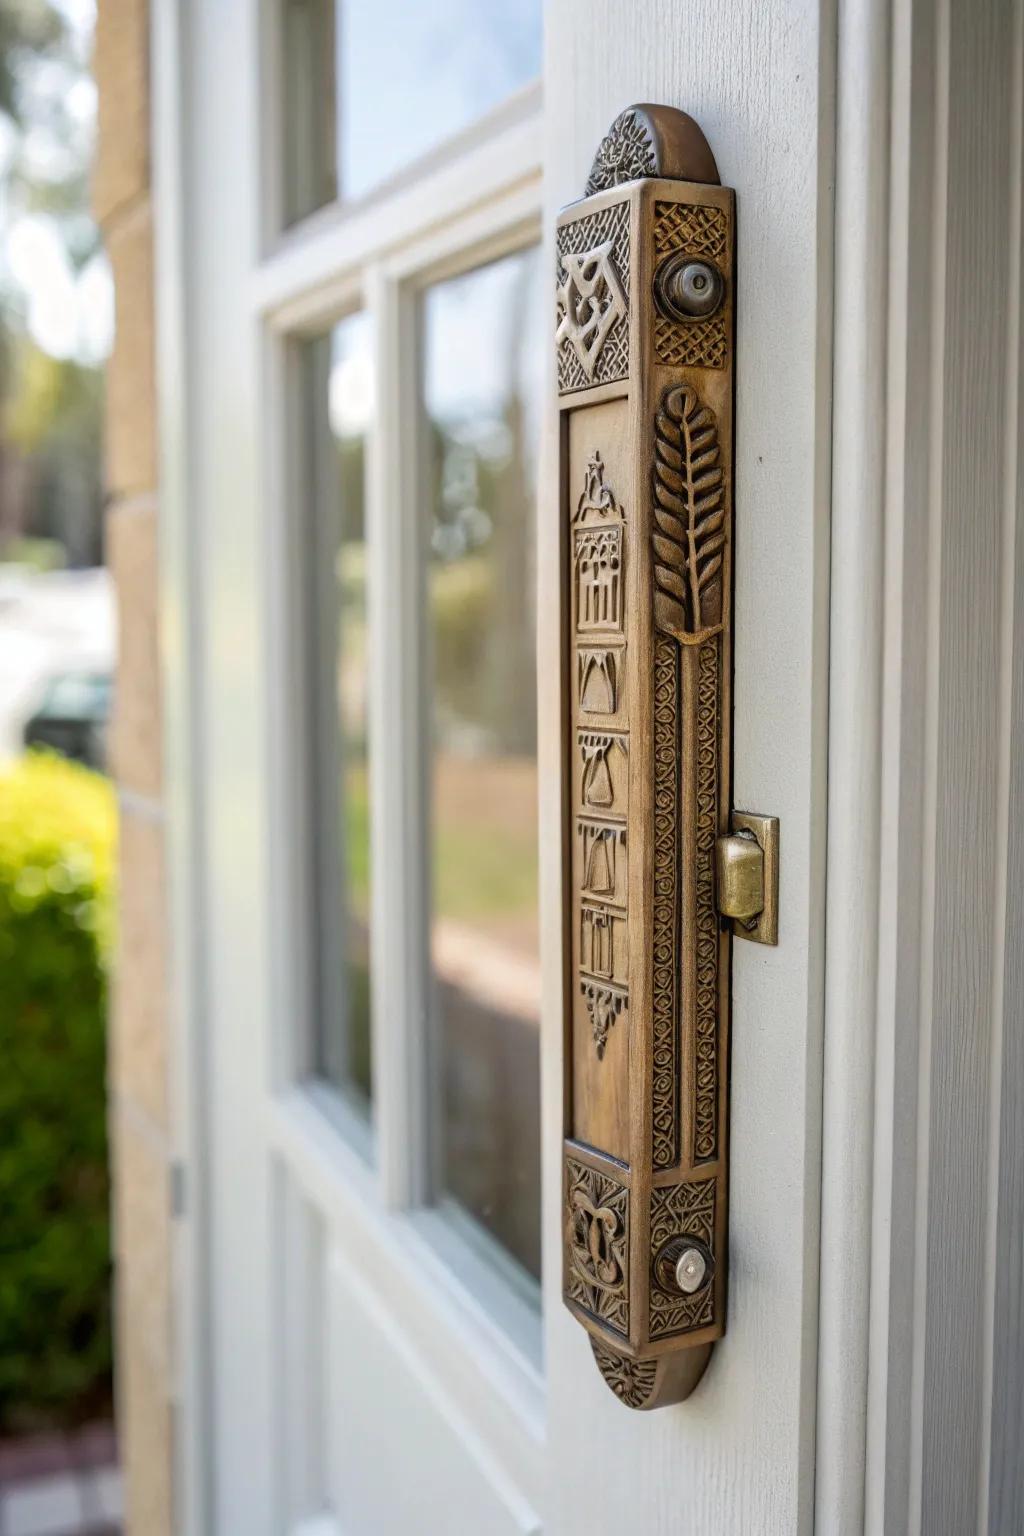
[
  {"left": 675, "top": 1247, "right": 708, "bottom": 1294},
  {"left": 654, "top": 253, "right": 725, "bottom": 322}
]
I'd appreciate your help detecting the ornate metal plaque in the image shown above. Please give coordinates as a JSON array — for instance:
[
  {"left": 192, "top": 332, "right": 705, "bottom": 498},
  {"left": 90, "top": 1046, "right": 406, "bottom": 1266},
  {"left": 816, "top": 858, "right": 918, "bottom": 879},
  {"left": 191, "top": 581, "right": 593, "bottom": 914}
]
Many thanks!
[{"left": 559, "top": 105, "right": 735, "bottom": 1409}]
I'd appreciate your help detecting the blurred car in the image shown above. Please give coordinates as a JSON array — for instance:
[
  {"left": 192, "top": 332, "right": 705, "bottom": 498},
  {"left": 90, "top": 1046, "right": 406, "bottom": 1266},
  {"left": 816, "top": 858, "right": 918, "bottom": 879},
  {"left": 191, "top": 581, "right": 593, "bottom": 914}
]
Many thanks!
[{"left": 22, "top": 671, "right": 112, "bottom": 771}]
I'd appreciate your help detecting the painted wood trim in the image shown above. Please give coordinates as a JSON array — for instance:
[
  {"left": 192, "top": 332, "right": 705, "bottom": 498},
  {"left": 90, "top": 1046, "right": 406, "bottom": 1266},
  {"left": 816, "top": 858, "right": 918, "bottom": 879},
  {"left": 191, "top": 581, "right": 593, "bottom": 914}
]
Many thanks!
[
  {"left": 817, "top": 0, "right": 890, "bottom": 1525},
  {"left": 151, "top": 2, "right": 212, "bottom": 1532},
  {"left": 268, "top": 1091, "right": 545, "bottom": 1504},
  {"left": 252, "top": 110, "right": 542, "bottom": 326}
]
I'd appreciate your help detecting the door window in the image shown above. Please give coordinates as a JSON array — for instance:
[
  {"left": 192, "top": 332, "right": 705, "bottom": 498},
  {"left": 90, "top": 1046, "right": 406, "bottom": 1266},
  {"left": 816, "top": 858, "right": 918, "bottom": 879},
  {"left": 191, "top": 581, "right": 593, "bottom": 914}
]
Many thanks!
[
  {"left": 304, "top": 313, "right": 375, "bottom": 1122},
  {"left": 280, "top": 0, "right": 543, "bottom": 222},
  {"left": 420, "top": 249, "right": 544, "bottom": 1282},
  {"left": 272, "top": 0, "right": 544, "bottom": 1375}
]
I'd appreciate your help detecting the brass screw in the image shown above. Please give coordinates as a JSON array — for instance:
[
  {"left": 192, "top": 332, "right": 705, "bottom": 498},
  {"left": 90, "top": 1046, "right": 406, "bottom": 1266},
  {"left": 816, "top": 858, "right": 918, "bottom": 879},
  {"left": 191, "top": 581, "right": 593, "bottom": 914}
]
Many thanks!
[
  {"left": 675, "top": 1247, "right": 708, "bottom": 1295},
  {"left": 654, "top": 254, "right": 725, "bottom": 322}
]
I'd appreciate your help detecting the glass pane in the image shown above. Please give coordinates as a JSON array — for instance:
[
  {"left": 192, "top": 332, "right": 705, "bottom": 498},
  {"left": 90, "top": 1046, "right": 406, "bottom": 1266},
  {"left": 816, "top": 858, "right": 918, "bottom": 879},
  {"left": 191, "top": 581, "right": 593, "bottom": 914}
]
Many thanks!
[
  {"left": 282, "top": 0, "right": 338, "bottom": 226},
  {"left": 281, "top": 0, "right": 542, "bottom": 222},
  {"left": 339, "top": 0, "right": 542, "bottom": 202},
  {"left": 421, "top": 248, "right": 544, "bottom": 1283},
  {"left": 306, "top": 313, "right": 374, "bottom": 1123}
]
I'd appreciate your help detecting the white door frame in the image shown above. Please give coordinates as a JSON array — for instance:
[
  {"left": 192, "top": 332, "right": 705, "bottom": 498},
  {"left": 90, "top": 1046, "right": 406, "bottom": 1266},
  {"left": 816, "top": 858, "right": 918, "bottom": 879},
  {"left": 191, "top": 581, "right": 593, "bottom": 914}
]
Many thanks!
[{"left": 152, "top": 1, "right": 1024, "bottom": 1533}]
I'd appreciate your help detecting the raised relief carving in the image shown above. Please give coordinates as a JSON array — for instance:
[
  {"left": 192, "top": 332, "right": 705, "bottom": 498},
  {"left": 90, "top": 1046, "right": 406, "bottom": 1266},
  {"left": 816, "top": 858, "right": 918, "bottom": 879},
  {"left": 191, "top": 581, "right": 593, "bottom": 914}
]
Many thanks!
[
  {"left": 578, "top": 648, "right": 619, "bottom": 715},
  {"left": 649, "top": 1180, "right": 715, "bottom": 1337},
  {"left": 556, "top": 201, "right": 630, "bottom": 393},
  {"left": 693, "top": 642, "right": 720, "bottom": 1162},
  {"left": 579, "top": 731, "right": 628, "bottom": 813},
  {"left": 575, "top": 526, "right": 624, "bottom": 633},
  {"left": 653, "top": 202, "right": 729, "bottom": 371},
  {"left": 578, "top": 819, "right": 627, "bottom": 905},
  {"left": 590, "top": 1340, "right": 658, "bottom": 1410},
  {"left": 651, "top": 636, "right": 680, "bottom": 1170},
  {"left": 654, "top": 201, "right": 728, "bottom": 260},
  {"left": 580, "top": 902, "right": 627, "bottom": 985},
  {"left": 580, "top": 979, "right": 627, "bottom": 1059},
  {"left": 565, "top": 1157, "right": 630, "bottom": 1334},
  {"left": 574, "top": 451, "right": 623, "bottom": 524},
  {"left": 559, "top": 113, "right": 734, "bottom": 1409},
  {"left": 653, "top": 314, "right": 727, "bottom": 370},
  {"left": 585, "top": 108, "right": 658, "bottom": 197},
  {"left": 573, "top": 451, "right": 626, "bottom": 636},
  {"left": 652, "top": 385, "right": 726, "bottom": 640},
  {"left": 556, "top": 243, "right": 627, "bottom": 384}
]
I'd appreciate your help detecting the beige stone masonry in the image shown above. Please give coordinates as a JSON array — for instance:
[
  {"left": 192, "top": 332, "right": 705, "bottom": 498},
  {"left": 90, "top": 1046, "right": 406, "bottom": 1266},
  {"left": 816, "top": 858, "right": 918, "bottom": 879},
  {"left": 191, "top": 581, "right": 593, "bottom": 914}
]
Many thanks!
[
  {"left": 112, "top": 808, "right": 168, "bottom": 1129},
  {"left": 93, "top": 1, "right": 175, "bottom": 1531},
  {"left": 107, "top": 502, "right": 162, "bottom": 798},
  {"left": 93, "top": 0, "right": 150, "bottom": 225},
  {"left": 105, "top": 204, "right": 158, "bottom": 499}
]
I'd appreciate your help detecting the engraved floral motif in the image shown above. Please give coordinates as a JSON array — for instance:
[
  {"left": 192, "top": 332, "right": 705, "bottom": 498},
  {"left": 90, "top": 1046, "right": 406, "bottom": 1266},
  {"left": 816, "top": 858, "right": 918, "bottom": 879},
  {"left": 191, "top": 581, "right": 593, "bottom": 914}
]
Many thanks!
[
  {"left": 564, "top": 1158, "right": 630, "bottom": 1334},
  {"left": 585, "top": 108, "right": 657, "bottom": 196},
  {"left": 590, "top": 1339, "right": 658, "bottom": 1409},
  {"left": 652, "top": 385, "right": 726, "bottom": 639}
]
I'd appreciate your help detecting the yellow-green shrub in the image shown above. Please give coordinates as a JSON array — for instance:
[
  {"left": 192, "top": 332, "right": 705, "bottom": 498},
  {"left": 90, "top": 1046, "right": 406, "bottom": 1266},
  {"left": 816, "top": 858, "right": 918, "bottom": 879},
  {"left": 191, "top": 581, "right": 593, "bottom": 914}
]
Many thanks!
[{"left": 0, "top": 751, "right": 116, "bottom": 1431}]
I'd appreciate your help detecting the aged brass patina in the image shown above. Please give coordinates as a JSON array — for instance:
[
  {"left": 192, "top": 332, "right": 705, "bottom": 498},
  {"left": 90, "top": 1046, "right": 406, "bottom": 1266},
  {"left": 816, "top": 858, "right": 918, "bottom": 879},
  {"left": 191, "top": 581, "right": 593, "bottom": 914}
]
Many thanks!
[{"left": 558, "top": 105, "right": 777, "bottom": 1410}]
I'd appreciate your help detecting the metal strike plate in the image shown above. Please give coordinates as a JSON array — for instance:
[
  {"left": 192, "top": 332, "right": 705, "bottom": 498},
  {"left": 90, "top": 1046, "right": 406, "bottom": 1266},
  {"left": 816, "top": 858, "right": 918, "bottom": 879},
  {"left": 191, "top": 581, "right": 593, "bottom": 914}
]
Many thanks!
[
  {"left": 716, "top": 812, "right": 780, "bottom": 945},
  {"left": 557, "top": 105, "right": 735, "bottom": 1410}
]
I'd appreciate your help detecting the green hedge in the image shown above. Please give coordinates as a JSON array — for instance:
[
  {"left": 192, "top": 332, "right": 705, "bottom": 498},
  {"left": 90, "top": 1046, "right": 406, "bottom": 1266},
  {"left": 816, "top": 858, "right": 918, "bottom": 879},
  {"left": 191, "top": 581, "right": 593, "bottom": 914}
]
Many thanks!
[{"left": 0, "top": 751, "right": 116, "bottom": 1432}]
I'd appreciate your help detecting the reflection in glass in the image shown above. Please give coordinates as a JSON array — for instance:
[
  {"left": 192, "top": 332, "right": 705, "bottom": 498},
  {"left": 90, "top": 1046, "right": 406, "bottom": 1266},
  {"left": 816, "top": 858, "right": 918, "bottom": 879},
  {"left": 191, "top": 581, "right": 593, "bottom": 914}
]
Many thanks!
[
  {"left": 282, "top": 0, "right": 542, "bottom": 221},
  {"left": 282, "top": 0, "right": 338, "bottom": 226},
  {"left": 307, "top": 314, "right": 374, "bottom": 1122},
  {"left": 421, "top": 249, "right": 543, "bottom": 1283}
]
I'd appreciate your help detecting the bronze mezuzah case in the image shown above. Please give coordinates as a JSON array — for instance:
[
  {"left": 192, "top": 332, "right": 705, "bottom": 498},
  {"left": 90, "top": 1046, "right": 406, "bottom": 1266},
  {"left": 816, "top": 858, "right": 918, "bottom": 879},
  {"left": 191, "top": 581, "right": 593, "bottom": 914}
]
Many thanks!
[{"left": 559, "top": 104, "right": 735, "bottom": 1409}]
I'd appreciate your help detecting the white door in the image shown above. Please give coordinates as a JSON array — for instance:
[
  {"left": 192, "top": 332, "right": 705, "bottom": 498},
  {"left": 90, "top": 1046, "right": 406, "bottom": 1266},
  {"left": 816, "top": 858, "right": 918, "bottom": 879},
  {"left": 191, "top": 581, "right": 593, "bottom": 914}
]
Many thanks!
[{"left": 153, "top": 1, "right": 1024, "bottom": 1534}]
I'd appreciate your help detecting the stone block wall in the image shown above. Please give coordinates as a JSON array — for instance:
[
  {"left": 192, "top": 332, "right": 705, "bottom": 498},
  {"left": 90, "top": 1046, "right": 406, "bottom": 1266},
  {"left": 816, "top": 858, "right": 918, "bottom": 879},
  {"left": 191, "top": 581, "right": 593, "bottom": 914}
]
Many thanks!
[{"left": 92, "top": 3, "right": 175, "bottom": 1531}]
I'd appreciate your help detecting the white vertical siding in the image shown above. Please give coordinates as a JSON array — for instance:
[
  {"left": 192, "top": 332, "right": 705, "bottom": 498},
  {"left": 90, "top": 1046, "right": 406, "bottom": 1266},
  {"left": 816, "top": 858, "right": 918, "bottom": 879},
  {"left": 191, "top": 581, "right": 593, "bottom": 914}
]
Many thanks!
[{"left": 825, "top": 2, "right": 1024, "bottom": 1531}]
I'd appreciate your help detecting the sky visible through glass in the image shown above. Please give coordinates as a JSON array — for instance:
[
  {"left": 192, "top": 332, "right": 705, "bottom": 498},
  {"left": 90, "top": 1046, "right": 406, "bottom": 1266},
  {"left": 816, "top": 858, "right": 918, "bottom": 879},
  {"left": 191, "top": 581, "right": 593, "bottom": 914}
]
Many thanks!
[{"left": 338, "top": 0, "right": 542, "bottom": 200}]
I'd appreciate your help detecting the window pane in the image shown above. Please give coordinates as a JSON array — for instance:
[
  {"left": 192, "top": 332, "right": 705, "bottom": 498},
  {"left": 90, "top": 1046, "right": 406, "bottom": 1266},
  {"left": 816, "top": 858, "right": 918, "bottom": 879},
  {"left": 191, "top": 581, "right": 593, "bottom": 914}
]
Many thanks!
[
  {"left": 421, "top": 249, "right": 544, "bottom": 1282},
  {"left": 339, "top": 0, "right": 542, "bottom": 201},
  {"left": 281, "top": 0, "right": 542, "bottom": 221},
  {"left": 282, "top": 0, "right": 338, "bottom": 226},
  {"left": 306, "top": 313, "right": 374, "bottom": 1124}
]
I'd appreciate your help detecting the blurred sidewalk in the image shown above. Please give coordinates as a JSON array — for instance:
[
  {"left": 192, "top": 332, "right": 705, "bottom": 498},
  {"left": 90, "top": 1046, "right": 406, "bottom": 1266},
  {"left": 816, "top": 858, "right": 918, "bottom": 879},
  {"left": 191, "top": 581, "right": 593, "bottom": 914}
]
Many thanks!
[
  {"left": 0, "top": 567, "right": 114, "bottom": 761},
  {"left": 0, "top": 1425, "right": 121, "bottom": 1536}
]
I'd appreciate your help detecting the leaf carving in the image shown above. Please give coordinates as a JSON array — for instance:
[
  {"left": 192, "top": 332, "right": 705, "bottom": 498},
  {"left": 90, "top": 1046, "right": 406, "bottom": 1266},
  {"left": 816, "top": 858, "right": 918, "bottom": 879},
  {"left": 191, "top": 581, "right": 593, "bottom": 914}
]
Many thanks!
[{"left": 652, "top": 386, "right": 726, "bottom": 638}]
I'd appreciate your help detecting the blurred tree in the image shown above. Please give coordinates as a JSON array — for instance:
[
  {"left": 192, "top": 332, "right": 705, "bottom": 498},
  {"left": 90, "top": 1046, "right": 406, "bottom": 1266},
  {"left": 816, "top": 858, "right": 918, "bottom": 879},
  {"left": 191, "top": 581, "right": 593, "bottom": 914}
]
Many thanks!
[
  {"left": 6, "top": 337, "right": 103, "bottom": 564},
  {"left": 0, "top": 2, "right": 65, "bottom": 123},
  {"left": 0, "top": 0, "right": 105, "bottom": 566}
]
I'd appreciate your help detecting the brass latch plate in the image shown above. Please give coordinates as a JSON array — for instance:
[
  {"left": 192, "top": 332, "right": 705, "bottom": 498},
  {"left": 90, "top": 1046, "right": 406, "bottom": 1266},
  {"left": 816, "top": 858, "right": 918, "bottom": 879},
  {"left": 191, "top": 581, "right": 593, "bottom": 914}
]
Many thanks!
[{"left": 716, "top": 811, "right": 779, "bottom": 946}]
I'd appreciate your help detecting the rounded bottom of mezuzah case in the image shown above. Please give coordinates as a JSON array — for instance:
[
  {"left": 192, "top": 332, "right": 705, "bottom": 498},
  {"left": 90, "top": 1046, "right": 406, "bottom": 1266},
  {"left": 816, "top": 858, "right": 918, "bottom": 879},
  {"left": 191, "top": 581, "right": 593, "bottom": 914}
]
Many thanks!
[{"left": 590, "top": 1337, "right": 712, "bottom": 1410}]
